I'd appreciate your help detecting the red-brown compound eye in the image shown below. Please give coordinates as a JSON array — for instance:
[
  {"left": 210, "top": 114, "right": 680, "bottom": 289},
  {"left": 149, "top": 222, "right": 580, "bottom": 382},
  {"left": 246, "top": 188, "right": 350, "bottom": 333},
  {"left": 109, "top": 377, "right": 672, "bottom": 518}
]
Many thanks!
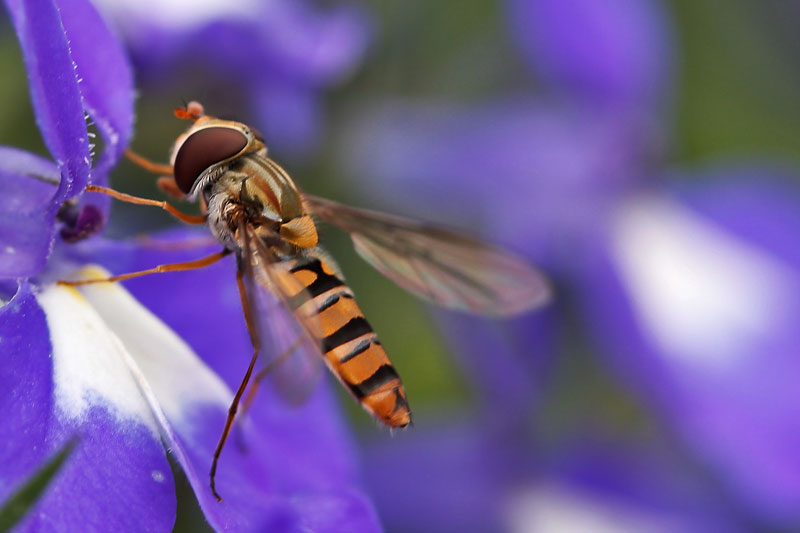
[{"left": 173, "top": 127, "right": 248, "bottom": 194}]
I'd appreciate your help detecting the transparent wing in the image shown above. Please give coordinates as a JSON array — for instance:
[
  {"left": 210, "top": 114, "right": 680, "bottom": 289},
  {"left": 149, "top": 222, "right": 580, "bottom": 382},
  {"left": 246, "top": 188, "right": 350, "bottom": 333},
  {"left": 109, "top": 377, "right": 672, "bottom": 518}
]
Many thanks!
[
  {"left": 304, "top": 194, "right": 551, "bottom": 317},
  {"left": 237, "top": 221, "right": 323, "bottom": 404}
]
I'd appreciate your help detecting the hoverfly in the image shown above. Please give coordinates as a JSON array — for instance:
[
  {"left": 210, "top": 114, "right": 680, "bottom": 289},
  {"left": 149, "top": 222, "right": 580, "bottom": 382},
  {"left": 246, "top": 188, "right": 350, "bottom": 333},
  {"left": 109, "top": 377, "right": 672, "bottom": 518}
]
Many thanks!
[{"left": 63, "top": 102, "right": 550, "bottom": 500}]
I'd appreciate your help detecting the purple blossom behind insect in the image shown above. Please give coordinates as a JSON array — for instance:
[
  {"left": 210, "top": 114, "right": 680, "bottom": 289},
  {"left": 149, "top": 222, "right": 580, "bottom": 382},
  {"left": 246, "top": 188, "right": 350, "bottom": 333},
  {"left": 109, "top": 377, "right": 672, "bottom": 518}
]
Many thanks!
[
  {"left": 340, "top": 0, "right": 800, "bottom": 529},
  {"left": 92, "top": 0, "right": 371, "bottom": 156}
]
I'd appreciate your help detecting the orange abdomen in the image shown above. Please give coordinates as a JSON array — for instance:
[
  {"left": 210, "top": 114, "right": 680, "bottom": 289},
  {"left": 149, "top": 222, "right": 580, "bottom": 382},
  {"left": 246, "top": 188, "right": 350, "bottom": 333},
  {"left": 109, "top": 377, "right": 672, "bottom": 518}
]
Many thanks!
[{"left": 289, "top": 256, "right": 411, "bottom": 428}]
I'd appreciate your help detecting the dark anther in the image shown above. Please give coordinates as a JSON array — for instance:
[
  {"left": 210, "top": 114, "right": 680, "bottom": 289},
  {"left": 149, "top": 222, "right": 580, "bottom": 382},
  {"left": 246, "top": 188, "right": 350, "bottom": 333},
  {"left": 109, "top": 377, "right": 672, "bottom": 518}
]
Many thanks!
[{"left": 58, "top": 203, "right": 105, "bottom": 243}]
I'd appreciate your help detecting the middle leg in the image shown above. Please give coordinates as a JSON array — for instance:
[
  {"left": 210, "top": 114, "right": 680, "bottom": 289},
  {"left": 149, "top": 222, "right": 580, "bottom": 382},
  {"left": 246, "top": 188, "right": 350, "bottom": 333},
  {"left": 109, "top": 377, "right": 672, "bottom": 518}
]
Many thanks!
[
  {"left": 240, "top": 336, "right": 304, "bottom": 416},
  {"left": 209, "top": 267, "right": 261, "bottom": 502}
]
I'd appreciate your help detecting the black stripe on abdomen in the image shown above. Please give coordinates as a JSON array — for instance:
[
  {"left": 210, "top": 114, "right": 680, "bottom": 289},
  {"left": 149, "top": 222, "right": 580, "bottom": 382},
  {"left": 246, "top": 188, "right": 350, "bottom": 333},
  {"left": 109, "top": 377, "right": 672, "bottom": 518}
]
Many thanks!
[
  {"left": 339, "top": 338, "right": 372, "bottom": 363},
  {"left": 291, "top": 258, "right": 344, "bottom": 298},
  {"left": 347, "top": 364, "right": 400, "bottom": 399},
  {"left": 321, "top": 316, "right": 373, "bottom": 352}
]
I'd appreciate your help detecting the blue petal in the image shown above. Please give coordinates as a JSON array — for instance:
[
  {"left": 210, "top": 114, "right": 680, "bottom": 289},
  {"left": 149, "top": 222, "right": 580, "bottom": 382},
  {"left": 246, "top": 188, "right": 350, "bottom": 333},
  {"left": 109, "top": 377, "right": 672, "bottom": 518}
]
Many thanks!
[
  {"left": 96, "top": 0, "right": 368, "bottom": 155},
  {"left": 0, "top": 283, "right": 53, "bottom": 499},
  {"left": 537, "top": 435, "right": 743, "bottom": 531},
  {"left": 284, "top": 491, "right": 383, "bottom": 533},
  {"left": 508, "top": 0, "right": 674, "bottom": 105},
  {"left": 0, "top": 282, "right": 176, "bottom": 531},
  {"left": 362, "top": 422, "right": 742, "bottom": 531},
  {"left": 19, "top": 409, "right": 176, "bottom": 532},
  {"left": 4, "top": 0, "right": 91, "bottom": 205},
  {"left": 108, "top": 0, "right": 369, "bottom": 86},
  {"left": 57, "top": 0, "right": 134, "bottom": 184},
  {"left": 361, "top": 422, "right": 513, "bottom": 532},
  {"left": 0, "top": 161, "right": 58, "bottom": 277},
  {"left": 251, "top": 82, "right": 320, "bottom": 156},
  {"left": 0, "top": 146, "right": 60, "bottom": 182},
  {"left": 256, "top": 0, "right": 370, "bottom": 85},
  {"left": 436, "top": 311, "right": 556, "bottom": 411},
  {"left": 2, "top": 0, "right": 134, "bottom": 275},
  {"left": 581, "top": 164, "right": 800, "bottom": 526}
]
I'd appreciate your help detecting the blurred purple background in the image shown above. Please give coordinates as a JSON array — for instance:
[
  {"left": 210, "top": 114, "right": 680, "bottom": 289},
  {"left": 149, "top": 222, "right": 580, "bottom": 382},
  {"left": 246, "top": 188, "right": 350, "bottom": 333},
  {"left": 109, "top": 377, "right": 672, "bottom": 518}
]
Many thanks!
[{"left": 2, "top": 0, "right": 800, "bottom": 530}]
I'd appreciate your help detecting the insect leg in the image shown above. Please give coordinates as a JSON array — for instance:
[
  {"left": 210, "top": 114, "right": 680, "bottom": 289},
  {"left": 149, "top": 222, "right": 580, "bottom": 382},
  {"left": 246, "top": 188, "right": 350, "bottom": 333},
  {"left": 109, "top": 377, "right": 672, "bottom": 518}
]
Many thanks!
[
  {"left": 57, "top": 250, "right": 229, "bottom": 286},
  {"left": 209, "top": 267, "right": 261, "bottom": 502},
  {"left": 233, "top": 336, "right": 304, "bottom": 452},
  {"left": 156, "top": 177, "right": 186, "bottom": 199},
  {"left": 85, "top": 184, "right": 206, "bottom": 225},
  {"left": 242, "top": 337, "right": 304, "bottom": 416},
  {"left": 123, "top": 150, "right": 185, "bottom": 199},
  {"left": 124, "top": 149, "right": 174, "bottom": 175}
]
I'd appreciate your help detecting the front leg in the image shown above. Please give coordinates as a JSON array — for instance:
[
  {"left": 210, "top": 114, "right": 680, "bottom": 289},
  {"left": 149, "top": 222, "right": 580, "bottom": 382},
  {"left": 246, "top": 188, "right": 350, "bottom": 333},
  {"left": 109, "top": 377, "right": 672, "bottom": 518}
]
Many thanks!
[
  {"left": 58, "top": 250, "right": 230, "bottom": 286},
  {"left": 85, "top": 185, "right": 206, "bottom": 225},
  {"left": 124, "top": 149, "right": 186, "bottom": 200}
]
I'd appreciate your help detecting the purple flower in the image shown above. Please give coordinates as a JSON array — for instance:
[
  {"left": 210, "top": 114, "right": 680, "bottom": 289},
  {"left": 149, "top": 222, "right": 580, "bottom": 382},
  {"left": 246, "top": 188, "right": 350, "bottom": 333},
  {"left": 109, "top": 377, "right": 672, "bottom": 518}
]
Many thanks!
[
  {"left": 340, "top": 0, "right": 800, "bottom": 529},
  {"left": 92, "top": 0, "right": 370, "bottom": 156},
  {"left": 1, "top": 0, "right": 379, "bottom": 530},
  {"left": 509, "top": 0, "right": 673, "bottom": 106},
  {"left": 361, "top": 423, "right": 744, "bottom": 532},
  {"left": 582, "top": 170, "right": 800, "bottom": 523},
  {"left": 0, "top": 0, "right": 132, "bottom": 277}
]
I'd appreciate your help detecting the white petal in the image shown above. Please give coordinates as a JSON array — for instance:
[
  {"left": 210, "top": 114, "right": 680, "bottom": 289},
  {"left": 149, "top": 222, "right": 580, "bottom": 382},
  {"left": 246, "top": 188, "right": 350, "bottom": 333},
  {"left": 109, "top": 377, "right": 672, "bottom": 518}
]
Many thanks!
[
  {"left": 93, "top": 0, "right": 261, "bottom": 31},
  {"left": 37, "top": 283, "right": 160, "bottom": 434},
  {"left": 72, "top": 266, "right": 232, "bottom": 427},
  {"left": 508, "top": 485, "right": 679, "bottom": 533},
  {"left": 38, "top": 265, "right": 233, "bottom": 443},
  {"left": 612, "top": 195, "right": 798, "bottom": 369}
]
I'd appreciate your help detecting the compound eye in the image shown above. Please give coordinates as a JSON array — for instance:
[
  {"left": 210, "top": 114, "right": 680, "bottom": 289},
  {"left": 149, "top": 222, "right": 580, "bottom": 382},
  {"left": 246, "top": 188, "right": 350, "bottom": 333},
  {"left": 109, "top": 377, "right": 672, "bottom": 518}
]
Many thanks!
[{"left": 173, "top": 127, "right": 248, "bottom": 194}]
